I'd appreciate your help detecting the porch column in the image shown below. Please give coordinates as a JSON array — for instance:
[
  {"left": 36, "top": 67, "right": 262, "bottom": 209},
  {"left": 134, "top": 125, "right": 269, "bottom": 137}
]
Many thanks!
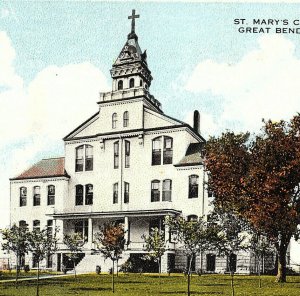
[
  {"left": 124, "top": 216, "right": 129, "bottom": 248},
  {"left": 88, "top": 218, "right": 93, "bottom": 249},
  {"left": 165, "top": 215, "right": 170, "bottom": 249}
]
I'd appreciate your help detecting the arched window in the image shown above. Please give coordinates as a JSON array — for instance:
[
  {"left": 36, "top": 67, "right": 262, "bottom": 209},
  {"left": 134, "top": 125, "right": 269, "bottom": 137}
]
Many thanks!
[
  {"left": 129, "top": 78, "right": 135, "bottom": 88},
  {"left": 124, "top": 182, "right": 129, "bottom": 203},
  {"left": 163, "top": 136, "right": 173, "bottom": 164},
  {"left": 85, "top": 145, "right": 93, "bottom": 171},
  {"left": 206, "top": 254, "right": 216, "bottom": 272},
  {"left": 152, "top": 137, "right": 162, "bottom": 165},
  {"left": 112, "top": 113, "right": 118, "bottom": 129},
  {"left": 47, "top": 185, "right": 55, "bottom": 205},
  {"left": 113, "top": 183, "right": 118, "bottom": 204},
  {"left": 188, "top": 175, "right": 199, "bottom": 198},
  {"left": 33, "top": 220, "right": 40, "bottom": 231},
  {"left": 75, "top": 145, "right": 93, "bottom": 172},
  {"left": 162, "top": 179, "right": 172, "bottom": 201},
  {"left": 33, "top": 186, "right": 41, "bottom": 206},
  {"left": 123, "top": 111, "right": 129, "bottom": 127},
  {"left": 151, "top": 180, "right": 160, "bottom": 202},
  {"left": 75, "top": 145, "right": 84, "bottom": 172},
  {"left": 85, "top": 184, "right": 93, "bottom": 205},
  {"left": 125, "top": 140, "right": 130, "bottom": 168},
  {"left": 114, "top": 141, "right": 119, "bottom": 169},
  {"left": 20, "top": 187, "right": 27, "bottom": 207},
  {"left": 75, "top": 185, "right": 84, "bottom": 205},
  {"left": 118, "top": 80, "right": 123, "bottom": 90}
]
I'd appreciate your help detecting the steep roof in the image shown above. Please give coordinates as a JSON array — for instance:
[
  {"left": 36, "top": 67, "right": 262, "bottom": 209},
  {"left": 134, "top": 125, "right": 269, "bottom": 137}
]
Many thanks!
[
  {"left": 11, "top": 157, "right": 69, "bottom": 180},
  {"left": 174, "top": 143, "right": 204, "bottom": 167}
]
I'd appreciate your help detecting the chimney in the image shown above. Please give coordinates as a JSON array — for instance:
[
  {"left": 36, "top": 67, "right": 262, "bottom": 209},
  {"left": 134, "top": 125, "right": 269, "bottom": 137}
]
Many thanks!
[{"left": 193, "top": 110, "right": 200, "bottom": 134}]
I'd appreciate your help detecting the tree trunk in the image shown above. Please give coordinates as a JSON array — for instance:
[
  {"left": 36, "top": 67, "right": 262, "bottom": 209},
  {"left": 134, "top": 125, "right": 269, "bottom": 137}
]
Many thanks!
[
  {"left": 158, "top": 257, "right": 161, "bottom": 279},
  {"left": 276, "top": 244, "right": 288, "bottom": 283},
  {"left": 187, "top": 256, "right": 193, "bottom": 296},
  {"left": 227, "top": 256, "right": 235, "bottom": 296},
  {"left": 36, "top": 261, "right": 40, "bottom": 296},
  {"left": 258, "top": 256, "right": 262, "bottom": 288},
  {"left": 73, "top": 259, "right": 77, "bottom": 280},
  {"left": 15, "top": 254, "right": 18, "bottom": 289},
  {"left": 112, "top": 260, "right": 115, "bottom": 293}
]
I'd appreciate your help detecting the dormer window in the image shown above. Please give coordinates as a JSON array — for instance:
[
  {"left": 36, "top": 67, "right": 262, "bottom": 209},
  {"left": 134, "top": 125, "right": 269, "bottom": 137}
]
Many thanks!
[
  {"left": 129, "top": 78, "right": 134, "bottom": 88},
  {"left": 112, "top": 113, "right": 118, "bottom": 129},
  {"left": 118, "top": 80, "right": 123, "bottom": 90}
]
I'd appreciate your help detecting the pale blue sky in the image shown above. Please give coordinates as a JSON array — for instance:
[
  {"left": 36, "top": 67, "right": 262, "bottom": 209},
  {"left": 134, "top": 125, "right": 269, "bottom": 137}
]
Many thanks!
[{"left": 1, "top": 1, "right": 300, "bottom": 227}]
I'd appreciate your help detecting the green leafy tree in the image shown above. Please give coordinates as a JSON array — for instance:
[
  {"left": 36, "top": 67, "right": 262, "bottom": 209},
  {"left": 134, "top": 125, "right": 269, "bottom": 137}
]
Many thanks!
[
  {"left": 205, "top": 115, "right": 300, "bottom": 282},
  {"left": 63, "top": 233, "right": 84, "bottom": 279},
  {"left": 142, "top": 227, "right": 166, "bottom": 277},
  {"left": 0, "top": 224, "right": 30, "bottom": 288},
  {"left": 94, "top": 222, "right": 125, "bottom": 293},
  {"left": 28, "top": 227, "right": 58, "bottom": 296},
  {"left": 215, "top": 211, "right": 250, "bottom": 296},
  {"left": 166, "top": 216, "right": 219, "bottom": 296}
]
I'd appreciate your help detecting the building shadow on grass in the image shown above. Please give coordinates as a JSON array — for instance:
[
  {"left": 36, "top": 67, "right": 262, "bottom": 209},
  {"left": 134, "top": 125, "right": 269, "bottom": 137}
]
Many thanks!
[
  {"left": 159, "top": 291, "right": 223, "bottom": 295},
  {"left": 70, "top": 287, "right": 111, "bottom": 292}
]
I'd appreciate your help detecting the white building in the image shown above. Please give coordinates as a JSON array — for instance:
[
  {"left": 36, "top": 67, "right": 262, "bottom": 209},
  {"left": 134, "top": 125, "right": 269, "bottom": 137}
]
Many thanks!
[{"left": 9, "top": 11, "right": 269, "bottom": 274}]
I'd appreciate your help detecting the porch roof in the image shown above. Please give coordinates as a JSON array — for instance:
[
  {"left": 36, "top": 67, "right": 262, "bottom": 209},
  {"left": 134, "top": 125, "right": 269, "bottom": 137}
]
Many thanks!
[{"left": 49, "top": 209, "right": 181, "bottom": 220}]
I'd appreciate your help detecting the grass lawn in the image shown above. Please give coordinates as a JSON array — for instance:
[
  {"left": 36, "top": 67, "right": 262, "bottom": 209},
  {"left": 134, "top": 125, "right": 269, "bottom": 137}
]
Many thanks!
[{"left": 1, "top": 273, "right": 300, "bottom": 296}]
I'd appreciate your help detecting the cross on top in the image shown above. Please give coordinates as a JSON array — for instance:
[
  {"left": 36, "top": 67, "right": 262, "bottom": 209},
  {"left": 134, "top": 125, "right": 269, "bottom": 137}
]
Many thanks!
[{"left": 128, "top": 9, "right": 140, "bottom": 34}]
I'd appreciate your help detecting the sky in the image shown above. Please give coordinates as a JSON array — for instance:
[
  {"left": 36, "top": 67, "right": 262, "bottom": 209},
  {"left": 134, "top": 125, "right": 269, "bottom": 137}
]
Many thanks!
[{"left": 1, "top": 1, "right": 300, "bottom": 259}]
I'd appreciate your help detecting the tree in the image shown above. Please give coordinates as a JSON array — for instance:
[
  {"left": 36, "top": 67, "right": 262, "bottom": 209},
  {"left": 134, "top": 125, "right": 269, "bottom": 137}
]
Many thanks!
[
  {"left": 0, "top": 224, "right": 30, "bottom": 288},
  {"left": 63, "top": 233, "right": 84, "bottom": 279},
  {"left": 214, "top": 211, "right": 250, "bottom": 296},
  {"left": 249, "top": 230, "right": 274, "bottom": 288},
  {"left": 205, "top": 115, "right": 300, "bottom": 282},
  {"left": 142, "top": 227, "right": 166, "bottom": 277},
  {"left": 94, "top": 222, "right": 125, "bottom": 293},
  {"left": 165, "top": 216, "right": 219, "bottom": 296},
  {"left": 28, "top": 227, "right": 58, "bottom": 296}
]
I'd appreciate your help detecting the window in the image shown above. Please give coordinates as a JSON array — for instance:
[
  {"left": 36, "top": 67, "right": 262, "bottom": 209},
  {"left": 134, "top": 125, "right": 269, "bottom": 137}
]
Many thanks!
[
  {"left": 75, "top": 145, "right": 93, "bottom": 172},
  {"left": 75, "top": 220, "right": 88, "bottom": 241},
  {"left": 76, "top": 184, "right": 93, "bottom": 206},
  {"left": 75, "top": 185, "right": 84, "bottom": 205},
  {"left": 47, "top": 185, "right": 55, "bottom": 205},
  {"left": 129, "top": 78, "right": 134, "bottom": 88},
  {"left": 114, "top": 141, "right": 119, "bottom": 169},
  {"left": 112, "top": 113, "right": 118, "bottom": 129},
  {"left": 188, "top": 175, "right": 199, "bottom": 198},
  {"left": 151, "top": 180, "right": 160, "bottom": 202},
  {"left": 47, "top": 254, "right": 53, "bottom": 268},
  {"left": 124, "top": 182, "right": 129, "bottom": 203},
  {"left": 19, "top": 220, "right": 27, "bottom": 229},
  {"left": 20, "top": 187, "right": 27, "bottom": 207},
  {"left": 163, "top": 137, "right": 173, "bottom": 164},
  {"left": 149, "top": 218, "right": 164, "bottom": 233},
  {"left": 187, "top": 215, "right": 198, "bottom": 222},
  {"left": 33, "top": 220, "right": 40, "bottom": 231},
  {"left": 206, "top": 254, "right": 216, "bottom": 272},
  {"left": 75, "top": 145, "right": 84, "bottom": 171},
  {"left": 113, "top": 183, "right": 118, "bottom": 204},
  {"left": 140, "top": 79, "right": 142, "bottom": 87},
  {"left": 85, "top": 184, "right": 93, "bottom": 205},
  {"left": 125, "top": 140, "right": 130, "bottom": 168},
  {"left": 152, "top": 137, "right": 162, "bottom": 165},
  {"left": 123, "top": 111, "right": 129, "bottom": 127},
  {"left": 227, "top": 253, "right": 237, "bottom": 273},
  {"left": 162, "top": 179, "right": 172, "bottom": 201},
  {"left": 47, "top": 220, "right": 53, "bottom": 236},
  {"left": 85, "top": 145, "right": 93, "bottom": 171},
  {"left": 152, "top": 136, "right": 173, "bottom": 165},
  {"left": 33, "top": 186, "right": 41, "bottom": 206},
  {"left": 118, "top": 80, "right": 123, "bottom": 90}
]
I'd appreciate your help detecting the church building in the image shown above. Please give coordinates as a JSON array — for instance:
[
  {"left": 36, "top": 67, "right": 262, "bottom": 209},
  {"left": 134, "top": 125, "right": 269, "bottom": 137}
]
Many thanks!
[{"left": 9, "top": 11, "right": 262, "bottom": 274}]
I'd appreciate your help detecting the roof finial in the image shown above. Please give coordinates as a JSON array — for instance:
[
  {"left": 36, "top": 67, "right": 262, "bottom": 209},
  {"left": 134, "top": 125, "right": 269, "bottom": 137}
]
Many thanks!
[{"left": 128, "top": 9, "right": 140, "bottom": 34}]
